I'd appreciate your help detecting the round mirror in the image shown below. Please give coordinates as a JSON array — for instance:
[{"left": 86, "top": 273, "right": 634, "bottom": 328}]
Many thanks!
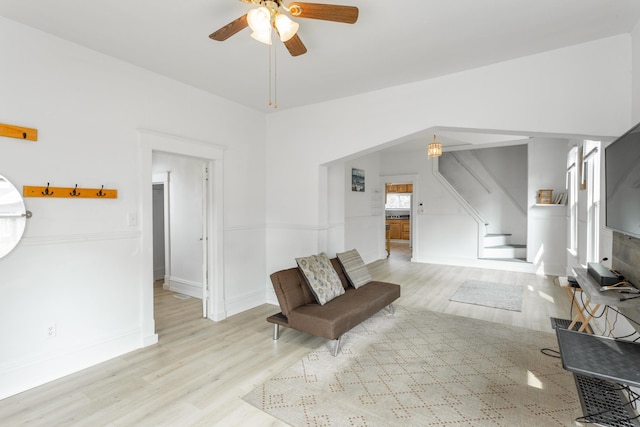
[{"left": 0, "top": 175, "right": 27, "bottom": 258}]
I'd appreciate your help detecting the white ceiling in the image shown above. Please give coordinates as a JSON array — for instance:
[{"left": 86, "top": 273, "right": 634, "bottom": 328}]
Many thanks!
[{"left": 2, "top": 1, "right": 640, "bottom": 150}]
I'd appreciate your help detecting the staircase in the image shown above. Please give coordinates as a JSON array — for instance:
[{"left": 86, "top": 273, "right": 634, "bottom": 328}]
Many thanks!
[{"left": 481, "top": 233, "right": 527, "bottom": 262}]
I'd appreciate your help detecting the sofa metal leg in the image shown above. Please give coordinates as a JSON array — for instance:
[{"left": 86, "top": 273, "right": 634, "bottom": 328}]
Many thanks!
[
  {"left": 333, "top": 336, "right": 342, "bottom": 357},
  {"left": 387, "top": 303, "right": 395, "bottom": 315},
  {"left": 273, "top": 324, "right": 280, "bottom": 340}
]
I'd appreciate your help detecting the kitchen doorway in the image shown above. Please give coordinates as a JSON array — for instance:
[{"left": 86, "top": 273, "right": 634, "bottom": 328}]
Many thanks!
[{"left": 383, "top": 175, "right": 417, "bottom": 260}]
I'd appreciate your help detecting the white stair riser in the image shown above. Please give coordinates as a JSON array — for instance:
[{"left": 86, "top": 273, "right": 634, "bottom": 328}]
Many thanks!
[
  {"left": 484, "top": 235, "right": 509, "bottom": 246},
  {"left": 483, "top": 247, "right": 527, "bottom": 259}
]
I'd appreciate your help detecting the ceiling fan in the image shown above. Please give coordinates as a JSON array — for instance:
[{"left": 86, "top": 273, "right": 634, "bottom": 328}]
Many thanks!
[{"left": 209, "top": 0, "right": 359, "bottom": 57}]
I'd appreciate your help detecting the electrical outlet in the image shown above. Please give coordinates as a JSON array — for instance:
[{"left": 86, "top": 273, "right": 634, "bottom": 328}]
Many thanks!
[{"left": 47, "top": 323, "right": 57, "bottom": 338}]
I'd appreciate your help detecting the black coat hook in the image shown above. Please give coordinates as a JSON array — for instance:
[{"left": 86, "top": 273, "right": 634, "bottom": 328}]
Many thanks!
[
  {"left": 97, "top": 185, "right": 106, "bottom": 197},
  {"left": 41, "top": 182, "right": 54, "bottom": 196},
  {"left": 70, "top": 184, "right": 81, "bottom": 197}
]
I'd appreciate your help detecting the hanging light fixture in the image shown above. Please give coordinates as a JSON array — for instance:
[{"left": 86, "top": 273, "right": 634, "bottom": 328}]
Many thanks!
[
  {"left": 427, "top": 135, "right": 442, "bottom": 158},
  {"left": 245, "top": 2, "right": 300, "bottom": 108},
  {"left": 274, "top": 13, "right": 299, "bottom": 42},
  {"left": 247, "top": 5, "right": 300, "bottom": 45},
  {"left": 247, "top": 6, "right": 273, "bottom": 45}
]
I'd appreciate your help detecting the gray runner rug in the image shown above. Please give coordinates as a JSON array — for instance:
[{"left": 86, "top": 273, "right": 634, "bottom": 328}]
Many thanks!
[{"left": 449, "top": 280, "right": 523, "bottom": 311}]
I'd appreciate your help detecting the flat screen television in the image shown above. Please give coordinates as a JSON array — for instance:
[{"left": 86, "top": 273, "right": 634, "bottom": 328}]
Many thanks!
[{"left": 605, "top": 121, "right": 640, "bottom": 239}]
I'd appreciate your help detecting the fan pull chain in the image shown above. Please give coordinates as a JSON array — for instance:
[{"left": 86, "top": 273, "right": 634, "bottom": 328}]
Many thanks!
[
  {"left": 268, "top": 41, "right": 272, "bottom": 107},
  {"left": 273, "top": 40, "right": 278, "bottom": 109},
  {"left": 266, "top": 38, "right": 278, "bottom": 108}
]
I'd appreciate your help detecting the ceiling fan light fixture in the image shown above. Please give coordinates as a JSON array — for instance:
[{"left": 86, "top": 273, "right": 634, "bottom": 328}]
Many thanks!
[
  {"left": 250, "top": 29, "right": 272, "bottom": 45},
  {"left": 247, "top": 7, "right": 272, "bottom": 33},
  {"left": 274, "top": 13, "right": 299, "bottom": 42}
]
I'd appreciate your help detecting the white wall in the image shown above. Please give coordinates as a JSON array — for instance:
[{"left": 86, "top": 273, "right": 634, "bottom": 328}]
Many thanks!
[
  {"left": 0, "top": 17, "right": 266, "bottom": 399},
  {"left": 342, "top": 153, "right": 385, "bottom": 263},
  {"left": 266, "top": 35, "right": 632, "bottom": 279},
  {"left": 633, "top": 21, "right": 640, "bottom": 123},
  {"left": 527, "top": 139, "right": 569, "bottom": 275}
]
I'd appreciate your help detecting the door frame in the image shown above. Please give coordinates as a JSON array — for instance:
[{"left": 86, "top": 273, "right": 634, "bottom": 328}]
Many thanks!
[{"left": 139, "top": 129, "right": 225, "bottom": 346}]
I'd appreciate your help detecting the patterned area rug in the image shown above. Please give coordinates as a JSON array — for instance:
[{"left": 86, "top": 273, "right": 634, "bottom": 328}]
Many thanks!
[
  {"left": 449, "top": 280, "right": 523, "bottom": 311},
  {"left": 243, "top": 307, "right": 581, "bottom": 426}
]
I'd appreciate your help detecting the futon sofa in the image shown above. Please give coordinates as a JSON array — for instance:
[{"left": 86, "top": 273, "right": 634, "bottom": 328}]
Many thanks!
[{"left": 267, "top": 255, "right": 401, "bottom": 356}]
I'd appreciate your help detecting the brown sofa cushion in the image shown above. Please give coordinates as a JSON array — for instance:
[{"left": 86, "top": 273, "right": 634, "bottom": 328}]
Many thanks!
[
  {"left": 270, "top": 267, "right": 316, "bottom": 317},
  {"left": 286, "top": 281, "right": 401, "bottom": 340}
]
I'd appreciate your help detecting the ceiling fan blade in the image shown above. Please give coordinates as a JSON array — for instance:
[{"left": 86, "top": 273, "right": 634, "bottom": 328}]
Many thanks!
[
  {"left": 209, "top": 14, "right": 248, "bottom": 41},
  {"left": 283, "top": 33, "right": 307, "bottom": 56},
  {"left": 288, "top": 2, "right": 358, "bottom": 24}
]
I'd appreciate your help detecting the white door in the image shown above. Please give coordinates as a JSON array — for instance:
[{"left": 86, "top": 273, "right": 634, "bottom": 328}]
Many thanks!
[{"left": 201, "top": 166, "right": 209, "bottom": 318}]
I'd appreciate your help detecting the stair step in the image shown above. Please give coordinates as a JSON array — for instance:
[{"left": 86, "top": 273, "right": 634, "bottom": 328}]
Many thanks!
[
  {"left": 483, "top": 244, "right": 527, "bottom": 259},
  {"left": 484, "top": 233, "right": 513, "bottom": 246},
  {"left": 480, "top": 257, "right": 528, "bottom": 263}
]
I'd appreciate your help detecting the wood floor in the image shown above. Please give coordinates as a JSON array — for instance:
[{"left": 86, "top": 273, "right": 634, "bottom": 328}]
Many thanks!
[{"left": 0, "top": 243, "right": 571, "bottom": 426}]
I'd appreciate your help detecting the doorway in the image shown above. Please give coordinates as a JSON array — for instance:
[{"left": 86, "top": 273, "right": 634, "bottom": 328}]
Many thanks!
[
  {"left": 383, "top": 176, "right": 416, "bottom": 260},
  {"left": 139, "top": 130, "right": 225, "bottom": 347},
  {"left": 151, "top": 154, "right": 208, "bottom": 334},
  {"left": 152, "top": 182, "right": 166, "bottom": 283},
  {"left": 152, "top": 152, "right": 207, "bottom": 304}
]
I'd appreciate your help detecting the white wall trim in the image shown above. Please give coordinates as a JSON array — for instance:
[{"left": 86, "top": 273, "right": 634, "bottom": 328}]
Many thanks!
[
  {"left": 266, "top": 223, "right": 330, "bottom": 231},
  {"left": 224, "top": 223, "right": 266, "bottom": 232},
  {"left": 165, "top": 276, "right": 202, "bottom": 299},
  {"left": 20, "top": 231, "right": 141, "bottom": 246}
]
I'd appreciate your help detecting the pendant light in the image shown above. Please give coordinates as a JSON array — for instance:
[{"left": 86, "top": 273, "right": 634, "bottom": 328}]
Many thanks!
[{"left": 427, "top": 135, "right": 442, "bottom": 158}]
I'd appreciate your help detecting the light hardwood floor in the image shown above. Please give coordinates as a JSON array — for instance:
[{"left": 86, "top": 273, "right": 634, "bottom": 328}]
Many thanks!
[{"left": 0, "top": 243, "right": 571, "bottom": 426}]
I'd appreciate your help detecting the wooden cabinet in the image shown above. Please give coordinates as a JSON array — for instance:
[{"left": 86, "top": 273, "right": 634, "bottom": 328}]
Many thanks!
[
  {"left": 387, "top": 221, "right": 402, "bottom": 239},
  {"left": 386, "top": 219, "right": 410, "bottom": 240},
  {"left": 401, "top": 221, "right": 410, "bottom": 240}
]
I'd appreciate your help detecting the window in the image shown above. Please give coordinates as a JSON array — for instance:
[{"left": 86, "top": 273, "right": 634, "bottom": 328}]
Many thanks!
[
  {"left": 583, "top": 140, "right": 600, "bottom": 263},
  {"left": 385, "top": 193, "right": 411, "bottom": 209},
  {"left": 567, "top": 147, "right": 578, "bottom": 253}
]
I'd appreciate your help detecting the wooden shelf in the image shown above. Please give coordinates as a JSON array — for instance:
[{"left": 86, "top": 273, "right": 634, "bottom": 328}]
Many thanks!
[
  {"left": 0, "top": 123, "right": 37, "bottom": 141},
  {"left": 24, "top": 185, "right": 117, "bottom": 199}
]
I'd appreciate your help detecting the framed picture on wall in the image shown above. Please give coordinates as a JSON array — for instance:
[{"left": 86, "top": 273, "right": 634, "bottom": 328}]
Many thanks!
[{"left": 351, "top": 168, "right": 365, "bottom": 192}]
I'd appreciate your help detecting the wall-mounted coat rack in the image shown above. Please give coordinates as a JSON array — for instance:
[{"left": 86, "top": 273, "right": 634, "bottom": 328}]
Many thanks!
[
  {"left": 0, "top": 123, "right": 38, "bottom": 141},
  {"left": 23, "top": 184, "right": 117, "bottom": 199}
]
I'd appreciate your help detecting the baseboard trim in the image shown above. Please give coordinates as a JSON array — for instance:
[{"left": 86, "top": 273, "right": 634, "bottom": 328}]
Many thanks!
[
  {"left": 0, "top": 327, "right": 141, "bottom": 400},
  {"left": 166, "top": 276, "right": 202, "bottom": 299}
]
